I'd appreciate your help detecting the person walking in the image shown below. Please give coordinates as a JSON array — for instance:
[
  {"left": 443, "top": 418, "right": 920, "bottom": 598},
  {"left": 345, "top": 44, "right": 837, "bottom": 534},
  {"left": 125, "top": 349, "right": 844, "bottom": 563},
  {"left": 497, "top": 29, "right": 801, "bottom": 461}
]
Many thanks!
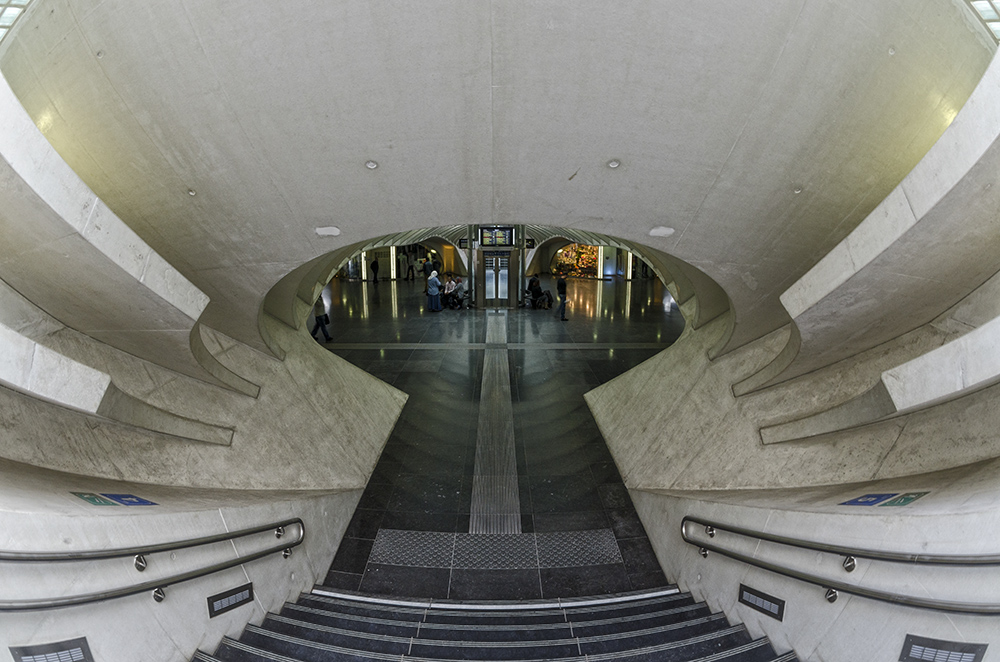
[
  {"left": 370, "top": 258, "right": 380, "bottom": 282},
  {"left": 427, "top": 271, "right": 443, "bottom": 312},
  {"left": 310, "top": 298, "right": 331, "bottom": 341},
  {"left": 555, "top": 273, "right": 568, "bottom": 321}
]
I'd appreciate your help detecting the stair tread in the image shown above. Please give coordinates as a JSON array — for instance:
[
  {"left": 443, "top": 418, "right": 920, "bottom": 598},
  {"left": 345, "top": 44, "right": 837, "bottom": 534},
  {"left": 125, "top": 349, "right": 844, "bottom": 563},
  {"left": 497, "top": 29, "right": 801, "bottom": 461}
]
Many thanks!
[{"left": 200, "top": 587, "right": 798, "bottom": 662}]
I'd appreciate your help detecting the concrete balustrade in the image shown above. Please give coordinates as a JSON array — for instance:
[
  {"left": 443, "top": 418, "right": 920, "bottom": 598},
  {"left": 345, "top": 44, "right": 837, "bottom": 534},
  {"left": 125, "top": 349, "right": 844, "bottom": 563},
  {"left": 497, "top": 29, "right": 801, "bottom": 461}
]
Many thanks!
[
  {"left": 0, "top": 70, "right": 210, "bottom": 382},
  {"left": 0, "top": 320, "right": 110, "bottom": 413},
  {"left": 759, "top": 50, "right": 1000, "bottom": 386},
  {"left": 632, "top": 456, "right": 1000, "bottom": 661}
]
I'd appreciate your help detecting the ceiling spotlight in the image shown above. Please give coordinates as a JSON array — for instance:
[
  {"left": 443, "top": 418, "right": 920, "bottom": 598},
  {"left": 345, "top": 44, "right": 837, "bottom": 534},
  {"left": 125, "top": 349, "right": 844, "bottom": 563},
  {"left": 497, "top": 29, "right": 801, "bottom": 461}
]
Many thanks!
[
  {"left": 365, "top": 160, "right": 378, "bottom": 170},
  {"left": 96, "top": 50, "right": 105, "bottom": 59},
  {"left": 607, "top": 159, "right": 621, "bottom": 169},
  {"left": 793, "top": 186, "right": 803, "bottom": 194},
  {"left": 187, "top": 189, "right": 196, "bottom": 196},
  {"left": 649, "top": 226, "right": 675, "bottom": 237}
]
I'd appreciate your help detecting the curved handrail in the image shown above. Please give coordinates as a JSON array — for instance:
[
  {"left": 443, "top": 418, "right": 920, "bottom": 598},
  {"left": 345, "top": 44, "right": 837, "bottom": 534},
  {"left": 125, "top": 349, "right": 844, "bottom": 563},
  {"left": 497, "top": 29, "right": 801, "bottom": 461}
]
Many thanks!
[
  {"left": 0, "top": 517, "right": 302, "bottom": 562},
  {"left": 682, "top": 515, "right": 1000, "bottom": 565},
  {"left": 681, "top": 516, "right": 1000, "bottom": 615},
  {"left": 0, "top": 518, "right": 304, "bottom": 611}
]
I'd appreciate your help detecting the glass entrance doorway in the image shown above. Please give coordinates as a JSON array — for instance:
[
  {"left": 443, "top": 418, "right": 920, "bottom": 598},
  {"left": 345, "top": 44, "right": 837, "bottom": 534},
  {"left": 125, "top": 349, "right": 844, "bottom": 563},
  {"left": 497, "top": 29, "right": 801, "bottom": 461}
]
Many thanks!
[
  {"left": 484, "top": 253, "right": 509, "bottom": 305},
  {"left": 478, "top": 249, "right": 519, "bottom": 308}
]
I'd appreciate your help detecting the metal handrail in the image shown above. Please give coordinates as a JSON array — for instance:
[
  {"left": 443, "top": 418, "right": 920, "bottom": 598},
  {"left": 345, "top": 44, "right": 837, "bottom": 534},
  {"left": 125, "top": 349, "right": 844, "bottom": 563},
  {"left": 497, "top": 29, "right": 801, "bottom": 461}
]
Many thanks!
[
  {"left": 682, "top": 515, "right": 1000, "bottom": 565},
  {"left": 681, "top": 516, "right": 1000, "bottom": 615},
  {"left": 0, "top": 517, "right": 303, "bottom": 562},
  {"left": 0, "top": 518, "right": 304, "bottom": 611}
]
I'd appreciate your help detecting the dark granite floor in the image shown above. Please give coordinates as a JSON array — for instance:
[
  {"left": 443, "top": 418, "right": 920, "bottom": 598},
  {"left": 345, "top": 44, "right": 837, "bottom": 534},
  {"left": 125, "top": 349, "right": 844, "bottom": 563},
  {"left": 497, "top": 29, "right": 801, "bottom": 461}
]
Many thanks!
[{"left": 320, "top": 274, "right": 684, "bottom": 600}]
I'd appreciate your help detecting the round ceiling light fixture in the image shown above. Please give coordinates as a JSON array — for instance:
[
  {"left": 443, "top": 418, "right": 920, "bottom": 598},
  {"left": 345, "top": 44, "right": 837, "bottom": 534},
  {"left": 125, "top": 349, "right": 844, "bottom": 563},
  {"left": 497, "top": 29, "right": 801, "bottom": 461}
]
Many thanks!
[
  {"left": 607, "top": 159, "right": 621, "bottom": 169},
  {"left": 187, "top": 189, "right": 196, "bottom": 196},
  {"left": 649, "top": 226, "right": 675, "bottom": 237},
  {"left": 365, "top": 160, "right": 378, "bottom": 170},
  {"left": 793, "top": 186, "right": 803, "bottom": 194}
]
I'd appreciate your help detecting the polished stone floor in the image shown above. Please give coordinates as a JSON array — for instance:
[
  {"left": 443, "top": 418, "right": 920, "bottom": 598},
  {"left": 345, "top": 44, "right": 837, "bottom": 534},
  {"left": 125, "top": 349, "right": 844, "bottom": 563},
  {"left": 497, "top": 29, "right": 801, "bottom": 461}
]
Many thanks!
[{"left": 321, "top": 274, "right": 684, "bottom": 600}]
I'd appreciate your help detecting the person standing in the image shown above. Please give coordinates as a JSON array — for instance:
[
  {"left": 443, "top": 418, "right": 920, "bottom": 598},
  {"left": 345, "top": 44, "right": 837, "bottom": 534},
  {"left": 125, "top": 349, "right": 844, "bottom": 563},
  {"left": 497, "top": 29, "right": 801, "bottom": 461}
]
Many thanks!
[
  {"left": 310, "top": 298, "right": 331, "bottom": 341},
  {"left": 452, "top": 277, "right": 466, "bottom": 308},
  {"left": 405, "top": 253, "right": 415, "bottom": 280},
  {"left": 422, "top": 258, "right": 433, "bottom": 293},
  {"left": 427, "top": 270, "right": 443, "bottom": 312},
  {"left": 370, "top": 258, "right": 380, "bottom": 282},
  {"left": 555, "top": 273, "right": 568, "bottom": 321}
]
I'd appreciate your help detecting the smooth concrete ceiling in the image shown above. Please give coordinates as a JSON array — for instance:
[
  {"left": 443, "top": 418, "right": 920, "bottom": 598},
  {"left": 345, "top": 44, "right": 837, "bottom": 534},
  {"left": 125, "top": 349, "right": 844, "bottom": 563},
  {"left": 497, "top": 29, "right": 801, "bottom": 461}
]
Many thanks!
[{"left": 0, "top": 0, "right": 992, "bottom": 352}]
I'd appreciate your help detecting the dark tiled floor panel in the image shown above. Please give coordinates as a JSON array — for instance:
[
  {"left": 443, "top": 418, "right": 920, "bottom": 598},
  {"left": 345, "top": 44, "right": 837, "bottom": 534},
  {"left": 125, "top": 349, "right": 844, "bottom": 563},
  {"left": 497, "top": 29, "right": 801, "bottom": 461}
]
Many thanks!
[{"left": 321, "top": 276, "right": 685, "bottom": 600}]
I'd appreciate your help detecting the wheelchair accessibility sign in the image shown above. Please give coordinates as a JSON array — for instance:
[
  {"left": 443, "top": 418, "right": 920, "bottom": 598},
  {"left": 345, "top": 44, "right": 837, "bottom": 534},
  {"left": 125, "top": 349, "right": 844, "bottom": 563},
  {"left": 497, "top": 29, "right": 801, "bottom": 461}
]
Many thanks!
[
  {"left": 839, "top": 493, "right": 898, "bottom": 506},
  {"left": 839, "top": 492, "right": 930, "bottom": 507}
]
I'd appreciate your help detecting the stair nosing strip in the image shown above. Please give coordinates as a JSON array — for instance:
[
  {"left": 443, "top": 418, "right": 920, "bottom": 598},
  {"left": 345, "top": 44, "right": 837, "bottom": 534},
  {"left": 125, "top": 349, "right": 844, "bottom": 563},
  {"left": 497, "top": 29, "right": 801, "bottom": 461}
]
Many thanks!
[
  {"left": 582, "top": 624, "right": 747, "bottom": 661},
  {"left": 575, "top": 613, "right": 727, "bottom": 644},
  {"left": 309, "top": 586, "right": 681, "bottom": 611},
  {"left": 683, "top": 637, "right": 770, "bottom": 662},
  {"left": 249, "top": 618, "right": 744, "bottom": 653},
  {"left": 242, "top": 625, "right": 406, "bottom": 661},
  {"left": 287, "top": 599, "right": 708, "bottom": 633}
]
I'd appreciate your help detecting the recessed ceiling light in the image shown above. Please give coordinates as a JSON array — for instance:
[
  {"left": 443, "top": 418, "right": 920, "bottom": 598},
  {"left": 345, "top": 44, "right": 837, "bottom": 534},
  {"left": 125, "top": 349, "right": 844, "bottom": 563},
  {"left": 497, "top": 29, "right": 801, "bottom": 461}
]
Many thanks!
[
  {"left": 187, "top": 189, "right": 196, "bottom": 196},
  {"left": 793, "top": 186, "right": 803, "bottom": 194},
  {"left": 649, "top": 226, "right": 675, "bottom": 237},
  {"left": 365, "top": 160, "right": 378, "bottom": 169},
  {"left": 96, "top": 50, "right": 105, "bottom": 59},
  {"left": 607, "top": 160, "right": 621, "bottom": 169},
  {"left": 315, "top": 226, "right": 342, "bottom": 237}
]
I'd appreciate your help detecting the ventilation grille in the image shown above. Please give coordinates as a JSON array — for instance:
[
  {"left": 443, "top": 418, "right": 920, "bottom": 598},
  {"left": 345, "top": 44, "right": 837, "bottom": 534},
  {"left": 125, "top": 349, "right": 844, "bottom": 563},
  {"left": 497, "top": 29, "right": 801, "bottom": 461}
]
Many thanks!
[
  {"left": 208, "top": 582, "right": 254, "bottom": 618},
  {"left": 9, "top": 638, "right": 93, "bottom": 662},
  {"left": 901, "top": 635, "right": 987, "bottom": 662},
  {"left": 738, "top": 583, "right": 785, "bottom": 621}
]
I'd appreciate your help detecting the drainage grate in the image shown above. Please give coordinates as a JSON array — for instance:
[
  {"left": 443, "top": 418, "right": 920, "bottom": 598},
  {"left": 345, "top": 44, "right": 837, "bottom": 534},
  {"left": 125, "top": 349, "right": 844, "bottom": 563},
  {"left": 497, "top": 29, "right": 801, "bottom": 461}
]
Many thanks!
[
  {"left": 738, "top": 584, "right": 785, "bottom": 621},
  {"left": 208, "top": 582, "right": 254, "bottom": 618},
  {"left": 10, "top": 637, "right": 94, "bottom": 662},
  {"left": 900, "top": 635, "right": 987, "bottom": 662}
]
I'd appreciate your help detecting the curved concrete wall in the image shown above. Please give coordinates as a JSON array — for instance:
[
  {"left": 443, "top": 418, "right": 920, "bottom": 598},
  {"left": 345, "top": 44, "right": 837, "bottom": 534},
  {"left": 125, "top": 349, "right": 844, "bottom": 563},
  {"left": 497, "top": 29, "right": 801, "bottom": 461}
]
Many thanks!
[
  {"left": 631, "top": 456, "right": 1000, "bottom": 661},
  {"left": 0, "top": 458, "right": 359, "bottom": 662}
]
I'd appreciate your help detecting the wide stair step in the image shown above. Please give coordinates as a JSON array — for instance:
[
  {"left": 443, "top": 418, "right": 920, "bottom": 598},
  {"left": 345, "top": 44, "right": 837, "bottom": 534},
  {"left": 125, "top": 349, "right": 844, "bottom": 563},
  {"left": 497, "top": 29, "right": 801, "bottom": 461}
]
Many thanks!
[{"left": 194, "top": 587, "right": 798, "bottom": 662}]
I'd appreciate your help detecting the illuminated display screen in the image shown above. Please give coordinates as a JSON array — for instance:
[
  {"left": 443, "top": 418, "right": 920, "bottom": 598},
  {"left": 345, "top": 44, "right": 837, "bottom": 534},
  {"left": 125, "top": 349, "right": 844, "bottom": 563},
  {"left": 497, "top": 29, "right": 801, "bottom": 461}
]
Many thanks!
[{"left": 480, "top": 227, "right": 515, "bottom": 246}]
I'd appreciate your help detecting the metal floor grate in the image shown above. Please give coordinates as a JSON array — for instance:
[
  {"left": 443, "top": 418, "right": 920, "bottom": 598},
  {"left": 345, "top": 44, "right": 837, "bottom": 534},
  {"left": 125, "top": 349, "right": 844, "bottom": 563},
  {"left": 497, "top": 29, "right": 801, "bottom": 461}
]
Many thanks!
[{"left": 368, "top": 528, "right": 622, "bottom": 569}]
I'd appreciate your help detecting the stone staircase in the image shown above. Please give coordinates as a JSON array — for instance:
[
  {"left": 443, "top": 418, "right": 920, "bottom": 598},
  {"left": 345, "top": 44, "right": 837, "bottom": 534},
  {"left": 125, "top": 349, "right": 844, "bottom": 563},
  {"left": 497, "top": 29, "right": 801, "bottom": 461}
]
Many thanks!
[{"left": 192, "top": 588, "right": 798, "bottom": 662}]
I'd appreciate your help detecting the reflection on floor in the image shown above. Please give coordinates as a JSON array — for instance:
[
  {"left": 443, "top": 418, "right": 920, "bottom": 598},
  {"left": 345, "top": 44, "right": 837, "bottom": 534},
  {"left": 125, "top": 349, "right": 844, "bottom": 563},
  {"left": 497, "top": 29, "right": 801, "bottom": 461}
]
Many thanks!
[{"left": 320, "top": 275, "right": 685, "bottom": 600}]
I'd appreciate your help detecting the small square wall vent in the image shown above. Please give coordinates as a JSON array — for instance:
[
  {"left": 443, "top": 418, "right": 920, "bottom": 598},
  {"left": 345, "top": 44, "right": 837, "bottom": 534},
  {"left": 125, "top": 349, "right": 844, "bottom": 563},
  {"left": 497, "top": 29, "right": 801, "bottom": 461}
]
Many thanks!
[
  {"left": 738, "top": 583, "right": 785, "bottom": 621},
  {"left": 10, "top": 637, "right": 94, "bottom": 662},
  {"left": 900, "top": 634, "right": 987, "bottom": 662}
]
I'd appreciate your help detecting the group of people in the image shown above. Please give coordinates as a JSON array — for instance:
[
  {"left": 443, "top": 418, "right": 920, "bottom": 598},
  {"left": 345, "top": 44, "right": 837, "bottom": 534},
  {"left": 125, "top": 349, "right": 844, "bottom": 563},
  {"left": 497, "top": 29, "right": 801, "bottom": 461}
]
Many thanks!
[
  {"left": 313, "top": 260, "right": 566, "bottom": 344},
  {"left": 426, "top": 272, "right": 466, "bottom": 312},
  {"left": 368, "top": 254, "right": 442, "bottom": 282},
  {"left": 526, "top": 273, "right": 567, "bottom": 320}
]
